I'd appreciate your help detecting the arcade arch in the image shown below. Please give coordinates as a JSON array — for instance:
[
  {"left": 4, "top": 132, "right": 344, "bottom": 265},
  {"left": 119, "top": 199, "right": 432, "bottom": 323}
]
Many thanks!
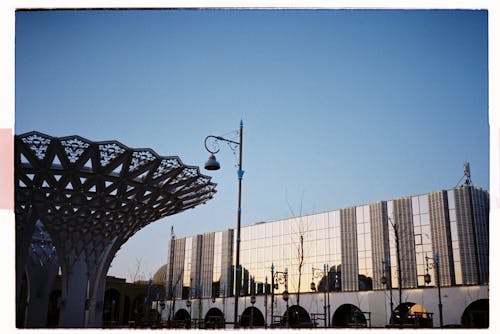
[
  {"left": 390, "top": 302, "right": 432, "bottom": 327},
  {"left": 204, "top": 307, "right": 225, "bottom": 328},
  {"left": 240, "top": 306, "right": 265, "bottom": 327},
  {"left": 332, "top": 304, "right": 367, "bottom": 327},
  {"left": 461, "top": 299, "right": 488, "bottom": 328},
  {"left": 284, "top": 305, "right": 312, "bottom": 328}
]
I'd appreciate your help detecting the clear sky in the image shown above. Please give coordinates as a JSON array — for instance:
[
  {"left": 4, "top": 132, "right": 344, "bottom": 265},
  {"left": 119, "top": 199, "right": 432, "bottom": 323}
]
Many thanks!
[{"left": 14, "top": 8, "right": 489, "bottom": 282}]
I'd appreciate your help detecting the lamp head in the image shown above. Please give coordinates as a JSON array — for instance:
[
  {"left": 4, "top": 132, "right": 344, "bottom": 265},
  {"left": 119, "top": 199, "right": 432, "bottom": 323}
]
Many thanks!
[
  {"left": 282, "top": 290, "right": 289, "bottom": 302},
  {"left": 204, "top": 154, "right": 220, "bottom": 170}
]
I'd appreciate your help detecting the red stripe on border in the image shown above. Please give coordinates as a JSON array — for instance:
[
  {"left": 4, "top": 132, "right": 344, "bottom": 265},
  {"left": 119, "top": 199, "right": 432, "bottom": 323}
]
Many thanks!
[{"left": 0, "top": 128, "right": 13, "bottom": 211}]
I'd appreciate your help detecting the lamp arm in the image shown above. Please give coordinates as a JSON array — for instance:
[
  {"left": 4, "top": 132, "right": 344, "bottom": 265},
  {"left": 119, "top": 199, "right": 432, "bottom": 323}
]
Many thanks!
[{"left": 204, "top": 135, "right": 240, "bottom": 154}]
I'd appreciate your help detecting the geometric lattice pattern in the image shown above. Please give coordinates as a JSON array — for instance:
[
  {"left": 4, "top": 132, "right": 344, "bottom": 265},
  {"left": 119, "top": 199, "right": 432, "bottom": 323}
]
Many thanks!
[
  {"left": 28, "top": 220, "right": 57, "bottom": 268},
  {"left": 15, "top": 131, "right": 217, "bottom": 270}
]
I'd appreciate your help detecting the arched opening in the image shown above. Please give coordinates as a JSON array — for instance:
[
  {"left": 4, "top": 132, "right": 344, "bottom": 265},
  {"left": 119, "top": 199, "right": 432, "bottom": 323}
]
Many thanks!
[
  {"left": 390, "top": 302, "right": 432, "bottom": 328},
  {"left": 46, "top": 289, "right": 61, "bottom": 327},
  {"left": 204, "top": 307, "right": 224, "bottom": 328},
  {"left": 123, "top": 296, "right": 131, "bottom": 325},
  {"left": 131, "top": 295, "right": 145, "bottom": 321},
  {"left": 332, "top": 304, "right": 367, "bottom": 328},
  {"left": 102, "top": 288, "right": 121, "bottom": 326},
  {"left": 240, "top": 306, "right": 265, "bottom": 328},
  {"left": 284, "top": 305, "right": 312, "bottom": 328},
  {"left": 461, "top": 299, "right": 488, "bottom": 328},
  {"left": 174, "top": 308, "right": 190, "bottom": 321},
  {"left": 173, "top": 309, "right": 191, "bottom": 328}
]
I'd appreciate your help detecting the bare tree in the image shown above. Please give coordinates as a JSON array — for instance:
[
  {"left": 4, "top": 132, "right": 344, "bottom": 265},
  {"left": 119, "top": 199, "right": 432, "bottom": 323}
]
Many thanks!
[
  {"left": 128, "top": 257, "right": 143, "bottom": 283},
  {"left": 296, "top": 234, "right": 305, "bottom": 306},
  {"left": 286, "top": 190, "right": 311, "bottom": 307}
]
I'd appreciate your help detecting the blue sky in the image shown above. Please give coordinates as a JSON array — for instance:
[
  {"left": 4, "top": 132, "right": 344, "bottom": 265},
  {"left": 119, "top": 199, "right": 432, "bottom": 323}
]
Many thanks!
[{"left": 15, "top": 9, "right": 489, "bottom": 281}]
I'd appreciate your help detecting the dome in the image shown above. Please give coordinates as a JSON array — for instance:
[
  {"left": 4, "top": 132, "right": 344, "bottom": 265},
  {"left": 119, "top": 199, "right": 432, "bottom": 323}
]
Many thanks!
[{"left": 152, "top": 264, "right": 167, "bottom": 285}]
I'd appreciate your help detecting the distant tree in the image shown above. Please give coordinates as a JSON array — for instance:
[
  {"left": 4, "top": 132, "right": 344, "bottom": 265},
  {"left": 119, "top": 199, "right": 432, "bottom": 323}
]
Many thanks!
[
  {"left": 286, "top": 190, "right": 311, "bottom": 307},
  {"left": 128, "top": 257, "right": 143, "bottom": 283},
  {"left": 296, "top": 233, "right": 305, "bottom": 306}
]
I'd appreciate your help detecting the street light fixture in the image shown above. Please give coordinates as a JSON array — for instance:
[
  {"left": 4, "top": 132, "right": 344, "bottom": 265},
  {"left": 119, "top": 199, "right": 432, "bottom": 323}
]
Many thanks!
[
  {"left": 282, "top": 290, "right": 289, "bottom": 328},
  {"left": 270, "top": 264, "right": 288, "bottom": 328},
  {"left": 425, "top": 252, "right": 443, "bottom": 327},
  {"left": 204, "top": 154, "right": 220, "bottom": 171},
  {"left": 204, "top": 121, "right": 244, "bottom": 328},
  {"left": 311, "top": 264, "right": 330, "bottom": 327}
]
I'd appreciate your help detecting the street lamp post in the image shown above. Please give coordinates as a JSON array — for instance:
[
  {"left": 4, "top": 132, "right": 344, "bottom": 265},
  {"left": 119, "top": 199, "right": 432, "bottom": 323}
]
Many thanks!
[
  {"left": 250, "top": 294, "right": 256, "bottom": 328},
  {"left": 204, "top": 121, "right": 244, "bottom": 328},
  {"left": 325, "top": 264, "right": 331, "bottom": 327},
  {"left": 186, "top": 300, "right": 192, "bottom": 329},
  {"left": 381, "top": 256, "right": 394, "bottom": 325},
  {"left": 221, "top": 284, "right": 226, "bottom": 326},
  {"left": 271, "top": 265, "right": 288, "bottom": 327},
  {"left": 283, "top": 290, "right": 289, "bottom": 328},
  {"left": 270, "top": 264, "right": 275, "bottom": 327},
  {"left": 264, "top": 276, "right": 268, "bottom": 328},
  {"left": 197, "top": 284, "right": 203, "bottom": 327},
  {"left": 311, "top": 264, "right": 330, "bottom": 328},
  {"left": 425, "top": 252, "right": 443, "bottom": 327}
]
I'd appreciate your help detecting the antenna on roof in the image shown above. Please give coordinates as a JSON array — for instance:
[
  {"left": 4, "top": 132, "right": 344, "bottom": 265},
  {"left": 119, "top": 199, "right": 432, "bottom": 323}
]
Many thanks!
[
  {"left": 170, "top": 225, "right": 175, "bottom": 240},
  {"left": 456, "top": 162, "right": 473, "bottom": 187},
  {"left": 464, "top": 162, "right": 472, "bottom": 185}
]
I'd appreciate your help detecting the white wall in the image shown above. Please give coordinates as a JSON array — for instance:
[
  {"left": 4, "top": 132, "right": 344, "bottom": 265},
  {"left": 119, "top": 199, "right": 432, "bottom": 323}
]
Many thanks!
[{"left": 165, "top": 285, "right": 489, "bottom": 328}]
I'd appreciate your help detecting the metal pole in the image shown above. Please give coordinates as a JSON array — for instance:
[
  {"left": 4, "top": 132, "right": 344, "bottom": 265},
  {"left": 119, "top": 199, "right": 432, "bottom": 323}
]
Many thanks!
[
  {"left": 325, "top": 263, "right": 331, "bottom": 327},
  {"left": 394, "top": 224, "right": 402, "bottom": 309},
  {"left": 435, "top": 252, "right": 443, "bottom": 327},
  {"left": 270, "top": 264, "right": 274, "bottom": 327},
  {"left": 386, "top": 256, "right": 394, "bottom": 323},
  {"left": 223, "top": 283, "right": 226, "bottom": 326},
  {"left": 285, "top": 269, "right": 289, "bottom": 328},
  {"left": 198, "top": 284, "right": 202, "bottom": 328},
  {"left": 250, "top": 302, "right": 254, "bottom": 327},
  {"left": 265, "top": 276, "right": 268, "bottom": 328},
  {"left": 286, "top": 299, "right": 289, "bottom": 328},
  {"left": 323, "top": 264, "right": 327, "bottom": 328},
  {"left": 234, "top": 120, "right": 244, "bottom": 328}
]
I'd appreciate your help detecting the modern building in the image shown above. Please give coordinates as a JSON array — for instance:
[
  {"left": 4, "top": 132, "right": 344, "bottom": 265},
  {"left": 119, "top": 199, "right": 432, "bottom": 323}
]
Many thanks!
[{"left": 164, "top": 184, "right": 489, "bottom": 328}]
